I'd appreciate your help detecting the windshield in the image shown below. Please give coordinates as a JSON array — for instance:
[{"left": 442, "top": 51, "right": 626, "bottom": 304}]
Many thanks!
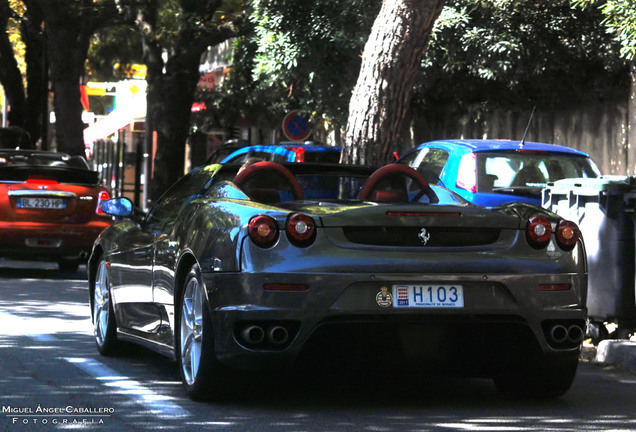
[
  {"left": 297, "top": 173, "right": 462, "bottom": 204},
  {"left": 204, "top": 165, "right": 466, "bottom": 205},
  {"left": 476, "top": 151, "right": 600, "bottom": 192},
  {"left": 0, "top": 152, "right": 89, "bottom": 169},
  {"left": 296, "top": 173, "right": 367, "bottom": 200}
]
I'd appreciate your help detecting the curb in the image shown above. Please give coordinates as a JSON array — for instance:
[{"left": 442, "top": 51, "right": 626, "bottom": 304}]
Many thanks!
[{"left": 596, "top": 340, "right": 636, "bottom": 373}]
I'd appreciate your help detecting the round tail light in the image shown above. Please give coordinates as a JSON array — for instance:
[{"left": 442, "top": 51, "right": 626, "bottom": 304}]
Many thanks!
[
  {"left": 286, "top": 213, "right": 316, "bottom": 247},
  {"left": 248, "top": 215, "right": 279, "bottom": 248},
  {"left": 526, "top": 216, "right": 552, "bottom": 248},
  {"left": 556, "top": 220, "right": 580, "bottom": 250}
]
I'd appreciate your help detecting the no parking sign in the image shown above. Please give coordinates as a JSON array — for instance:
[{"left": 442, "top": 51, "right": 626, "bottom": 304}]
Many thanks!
[{"left": 282, "top": 111, "right": 312, "bottom": 141}]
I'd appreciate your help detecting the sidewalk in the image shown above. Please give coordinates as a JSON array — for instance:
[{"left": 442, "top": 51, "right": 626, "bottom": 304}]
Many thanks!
[{"left": 595, "top": 339, "right": 636, "bottom": 373}]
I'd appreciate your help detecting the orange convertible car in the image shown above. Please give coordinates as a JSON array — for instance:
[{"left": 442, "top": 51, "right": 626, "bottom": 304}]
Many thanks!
[{"left": 0, "top": 149, "right": 113, "bottom": 272}]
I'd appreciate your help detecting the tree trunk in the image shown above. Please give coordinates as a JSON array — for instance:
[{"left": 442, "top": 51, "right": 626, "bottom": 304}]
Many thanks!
[
  {"left": 0, "top": 0, "right": 26, "bottom": 130},
  {"left": 627, "top": 62, "right": 636, "bottom": 175},
  {"left": 22, "top": 0, "right": 46, "bottom": 146},
  {"left": 342, "top": 0, "right": 445, "bottom": 166},
  {"left": 37, "top": 0, "right": 116, "bottom": 155},
  {"left": 40, "top": 0, "right": 92, "bottom": 155},
  {"left": 130, "top": 5, "right": 248, "bottom": 200},
  {"left": 147, "top": 57, "right": 201, "bottom": 201}
]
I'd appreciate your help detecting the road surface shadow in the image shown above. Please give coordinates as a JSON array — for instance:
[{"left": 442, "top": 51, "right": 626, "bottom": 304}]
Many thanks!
[{"left": 0, "top": 259, "right": 87, "bottom": 280}]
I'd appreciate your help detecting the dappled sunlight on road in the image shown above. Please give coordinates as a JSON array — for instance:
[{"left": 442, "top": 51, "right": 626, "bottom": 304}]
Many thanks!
[
  {"left": 0, "top": 309, "right": 92, "bottom": 340},
  {"left": 0, "top": 264, "right": 636, "bottom": 431},
  {"left": 0, "top": 261, "right": 92, "bottom": 343}
]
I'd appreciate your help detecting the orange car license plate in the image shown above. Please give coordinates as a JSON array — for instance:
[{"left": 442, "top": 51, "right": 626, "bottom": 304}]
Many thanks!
[
  {"left": 392, "top": 284, "right": 464, "bottom": 308},
  {"left": 17, "top": 197, "right": 66, "bottom": 209}
]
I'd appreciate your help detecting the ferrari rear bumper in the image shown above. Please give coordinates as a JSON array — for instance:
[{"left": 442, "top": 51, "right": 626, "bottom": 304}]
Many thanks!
[{"left": 203, "top": 271, "right": 586, "bottom": 371}]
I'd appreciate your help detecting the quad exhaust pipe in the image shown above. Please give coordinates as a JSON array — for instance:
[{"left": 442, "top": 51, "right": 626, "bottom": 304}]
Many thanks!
[
  {"left": 267, "top": 326, "right": 289, "bottom": 345},
  {"left": 240, "top": 324, "right": 290, "bottom": 346},
  {"left": 241, "top": 325, "right": 265, "bottom": 344},
  {"left": 566, "top": 324, "right": 584, "bottom": 344},
  {"left": 549, "top": 324, "right": 584, "bottom": 345},
  {"left": 550, "top": 325, "right": 568, "bottom": 343}
]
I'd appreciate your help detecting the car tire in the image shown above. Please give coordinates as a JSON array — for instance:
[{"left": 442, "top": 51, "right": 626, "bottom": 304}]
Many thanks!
[
  {"left": 92, "top": 258, "right": 120, "bottom": 355},
  {"left": 177, "top": 264, "right": 231, "bottom": 401},
  {"left": 493, "top": 358, "right": 579, "bottom": 399},
  {"left": 58, "top": 259, "right": 80, "bottom": 273}
]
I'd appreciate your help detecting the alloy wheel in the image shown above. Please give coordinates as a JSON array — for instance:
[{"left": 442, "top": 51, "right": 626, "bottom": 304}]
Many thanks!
[
  {"left": 93, "top": 260, "right": 110, "bottom": 346},
  {"left": 180, "top": 276, "right": 204, "bottom": 386}
]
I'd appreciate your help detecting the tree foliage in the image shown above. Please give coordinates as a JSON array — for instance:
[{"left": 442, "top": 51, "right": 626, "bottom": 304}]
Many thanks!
[
  {"left": 418, "top": 0, "right": 628, "bottom": 113},
  {"left": 88, "top": 23, "right": 142, "bottom": 81},
  {"left": 212, "top": 0, "right": 626, "bottom": 149},
  {"left": 573, "top": 0, "right": 636, "bottom": 60},
  {"left": 233, "top": 0, "right": 380, "bottom": 131},
  {"left": 116, "top": 0, "right": 249, "bottom": 199}
]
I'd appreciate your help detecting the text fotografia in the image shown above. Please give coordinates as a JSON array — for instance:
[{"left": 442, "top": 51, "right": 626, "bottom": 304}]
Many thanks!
[
  {"left": 11, "top": 418, "right": 105, "bottom": 426},
  {"left": 3, "top": 405, "right": 113, "bottom": 425}
]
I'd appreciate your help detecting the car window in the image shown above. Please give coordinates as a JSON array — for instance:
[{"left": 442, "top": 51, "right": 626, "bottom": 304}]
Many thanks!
[
  {"left": 265, "top": 151, "right": 290, "bottom": 163},
  {"left": 476, "top": 152, "right": 600, "bottom": 191},
  {"left": 396, "top": 150, "right": 420, "bottom": 167},
  {"left": 0, "top": 152, "right": 87, "bottom": 169},
  {"left": 304, "top": 151, "right": 341, "bottom": 163},
  {"left": 146, "top": 166, "right": 218, "bottom": 223},
  {"left": 399, "top": 147, "right": 449, "bottom": 178},
  {"left": 207, "top": 148, "right": 236, "bottom": 164},
  {"left": 296, "top": 173, "right": 368, "bottom": 200},
  {"left": 226, "top": 150, "right": 290, "bottom": 164},
  {"left": 225, "top": 153, "right": 249, "bottom": 164},
  {"left": 420, "top": 148, "right": 449, "bottom": 177}
]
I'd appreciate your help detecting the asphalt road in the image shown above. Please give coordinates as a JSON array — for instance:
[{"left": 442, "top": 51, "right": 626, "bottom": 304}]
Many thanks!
[{"left": 1, "top": 260, "right": 636, "bottom": 432}]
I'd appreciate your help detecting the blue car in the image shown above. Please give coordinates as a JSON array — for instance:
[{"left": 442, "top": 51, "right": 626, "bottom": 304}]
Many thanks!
[
  {"left": 396, "top": 139, "right": 602, "bottom": 207},
  {"left": 221, "top": 143, "right": 342, "bottom": 165}
]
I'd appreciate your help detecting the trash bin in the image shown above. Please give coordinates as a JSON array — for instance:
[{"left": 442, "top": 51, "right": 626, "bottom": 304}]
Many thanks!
[{"left": 542, "top": 176, "right": 636, "bottom": 341}]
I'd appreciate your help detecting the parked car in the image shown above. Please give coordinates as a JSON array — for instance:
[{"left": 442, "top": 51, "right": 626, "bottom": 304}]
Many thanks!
[
  {"left": 0, "top": 150, "right": 113, "bottom": 271},
  {"left": 396, "top": 139, "right": 601, "bottom": 206},
  {"left": 221, "top": 142, "right": 342, "bottom": 164},
  {"left": 90, "top": 161, "right": 586, "bottom": 400},
  {"left": 204, "top": 139, "right": 250, "bottom": 165}
]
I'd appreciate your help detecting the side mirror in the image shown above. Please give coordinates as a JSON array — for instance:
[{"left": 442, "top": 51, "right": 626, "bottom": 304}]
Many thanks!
[{"left": 100, "top": 198, "right": 133, "bottom": 217}]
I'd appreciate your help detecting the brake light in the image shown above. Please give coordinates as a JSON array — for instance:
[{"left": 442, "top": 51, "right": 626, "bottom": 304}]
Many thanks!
[
  {"left": 284, "top": 146, "right": 305, "bottom": 162},
  {"left": 526, "top": 216, "right": 552, "bottom": 248},
  {"left": 456, "top": 152, "right": 477, "bottom": 193},
  {"left": 386, "top": 211, "right": 461, "bottom": 217},
  {"left": 556, "top": 220, "right": 580, "bottom": 250},
  {"left": 286, "top": 213, "right": 316, "bottom": 247},
  {"left": 248, "top": 215, "right": 279, "bottom": 248},
  {"left": 96, "top": 191, "right": 110, "bottom": 216},
  {"left": 516, "top": 149, "right": 548, "bottom": 154},
  {"left": 26, "top": 177, "right": 58, "bottom": 185},
  {"left": 539, "top": 284, "right": 571, "bottom": 291}
]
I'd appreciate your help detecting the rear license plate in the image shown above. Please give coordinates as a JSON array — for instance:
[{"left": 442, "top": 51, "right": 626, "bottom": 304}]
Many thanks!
[
  {"left": 17, "top": 197, "right": 66, "bottom": 210},
  {"left": 392, "top": 284, "right": 464, "bottom": 308}
]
